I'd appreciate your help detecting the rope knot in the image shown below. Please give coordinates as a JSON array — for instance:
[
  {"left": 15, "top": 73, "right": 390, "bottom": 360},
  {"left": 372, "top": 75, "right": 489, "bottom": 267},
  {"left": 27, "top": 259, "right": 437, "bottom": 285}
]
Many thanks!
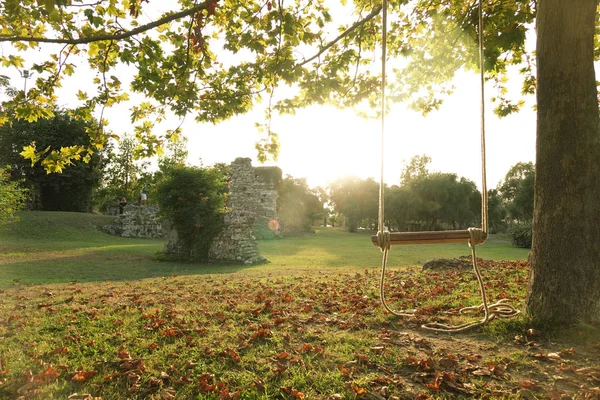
[
  {"left": 377, "top": 230, "right": 391, "bottom": 251},
  {"left": 468, "top": 227, "right": 486, "bottom": 248}
]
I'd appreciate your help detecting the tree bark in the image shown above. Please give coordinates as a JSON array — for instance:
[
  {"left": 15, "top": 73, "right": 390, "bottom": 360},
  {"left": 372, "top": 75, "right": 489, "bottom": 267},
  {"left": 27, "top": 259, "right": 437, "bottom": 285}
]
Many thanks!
[{"left": 527, "top": 0, "right": 600, "bottom": 323}]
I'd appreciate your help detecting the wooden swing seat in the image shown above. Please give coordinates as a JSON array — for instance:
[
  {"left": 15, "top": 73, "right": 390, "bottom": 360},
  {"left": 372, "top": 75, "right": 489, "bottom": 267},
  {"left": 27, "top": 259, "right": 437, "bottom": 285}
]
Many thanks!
[{"left": 370, "top": 229, "right": 488, "bottom": 246}]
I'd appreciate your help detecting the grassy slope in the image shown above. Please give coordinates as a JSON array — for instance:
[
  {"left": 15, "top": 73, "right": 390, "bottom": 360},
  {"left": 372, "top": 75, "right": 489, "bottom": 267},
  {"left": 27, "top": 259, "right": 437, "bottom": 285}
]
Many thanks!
[
  {"left": 0, "top": 212, "right": 528, "bottom": 287},
  {"left": 0, "top": 212, "right": 243, "bottom": 287}
]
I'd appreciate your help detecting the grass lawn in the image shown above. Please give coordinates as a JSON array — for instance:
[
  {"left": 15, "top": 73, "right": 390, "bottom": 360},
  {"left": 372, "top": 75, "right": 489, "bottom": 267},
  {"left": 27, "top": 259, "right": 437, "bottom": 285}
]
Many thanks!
[
  {"left": 0, "top": 212, "right": 598, "bottom": 399},
  {"left": 0, "top": 212, "right": 528, "bottom": 287}
]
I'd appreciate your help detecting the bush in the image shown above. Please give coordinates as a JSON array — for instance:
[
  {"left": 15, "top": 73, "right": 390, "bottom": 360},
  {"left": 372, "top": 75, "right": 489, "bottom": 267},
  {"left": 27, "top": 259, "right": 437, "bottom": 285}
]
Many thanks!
[
  {"left": 156, "top": 166, "right": 228, "bottom": 261},
  {"left": 0, "top": 167, "right": 27, "bottom": 225},
  {"left": 508, "top": 221, "right": 532, "bottom": 248}
]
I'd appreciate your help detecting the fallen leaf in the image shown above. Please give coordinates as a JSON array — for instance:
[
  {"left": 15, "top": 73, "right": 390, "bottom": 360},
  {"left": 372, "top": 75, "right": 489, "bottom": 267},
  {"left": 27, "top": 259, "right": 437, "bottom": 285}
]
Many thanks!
[
  {"left": 127, "top": 372, "right": 141, "bottom": 384},
  {"left": 67, "top": 394, "right": 102, "bottom": 400},
  {"left": 521, "top": 380, "right": 539, "bottom": 388},
  {"left": 49, "top": 346, "right": 69, "bottom": 356},
  {"left": 353, "top": 386, "right": 367, "bottom": 395},
  {"left": 72, "top": 370, "right": 98, "bottom": 382},
  {"left": 527, "top": 328, "right": 542, "bottom": 337},
  {"left": 472, "top": 368, "right": 492, "bottom": 376},
  {"left": 301, "top": 343, "right": 314, "bottom": 353},
  {"left": 438, "top": 357, "right": 458, "bottom": 370},
  {"left": 546, "top": 352, "right": 562, "bottom": 361}
]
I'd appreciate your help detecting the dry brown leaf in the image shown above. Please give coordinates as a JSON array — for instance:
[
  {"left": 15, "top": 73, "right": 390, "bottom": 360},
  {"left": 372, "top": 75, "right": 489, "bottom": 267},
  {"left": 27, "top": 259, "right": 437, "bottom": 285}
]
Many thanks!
[{"left": 72, "top": 370, "right": 98, "bottom": 382}]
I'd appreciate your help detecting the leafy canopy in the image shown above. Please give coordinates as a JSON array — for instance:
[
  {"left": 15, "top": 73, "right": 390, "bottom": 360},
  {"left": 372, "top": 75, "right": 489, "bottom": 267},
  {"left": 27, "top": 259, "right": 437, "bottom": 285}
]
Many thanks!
[
  {"left": 1, "top": 0, "right": 596, "bottom": 170},
  {"left": 0, "top": 109, "right": 107, "bottom": 212}
]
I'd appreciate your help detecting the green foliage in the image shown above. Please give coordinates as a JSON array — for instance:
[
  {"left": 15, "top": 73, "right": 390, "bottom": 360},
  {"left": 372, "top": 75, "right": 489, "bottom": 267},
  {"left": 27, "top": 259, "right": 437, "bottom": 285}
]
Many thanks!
[
  {"left": 499, "top": 161, "right": 535, "bottom": 222},
  {"left": 387, "top": 169, "right": 481, "bottom": 231},
  {"left": 0, "top": 167, "right": 26, "bottom": 225},
  {"left": 0, "top": 0, "right": 554, "bottom": 170},
  {"left": 507, "top": 220, "right": 532, "bottom": 249},
  {"left": 277, "top": 176, "right": 324, "bottom": 236},
  {"left": 158, "top": 134, "right": 189, "bottom": 171},
  {"left": 0, "top": 110, "right": 106, "bottom": 212},
  {"left": 329, "top": 176, "right": 378, "bottom": 232},
  {"left": 156, "top": 165, "right": 228, "bottom": 262},
  {"left": 95, "top": 135, "right": 151, "bottom": 212},
  {"left": 487, "top": 188, "right": 507, "bottom": 233},
  {"left": 400, "top": 154, "right": 431, "bottom": 185},
  {"left": 411, "top": 173, "right": 481, "bottom": 230}
]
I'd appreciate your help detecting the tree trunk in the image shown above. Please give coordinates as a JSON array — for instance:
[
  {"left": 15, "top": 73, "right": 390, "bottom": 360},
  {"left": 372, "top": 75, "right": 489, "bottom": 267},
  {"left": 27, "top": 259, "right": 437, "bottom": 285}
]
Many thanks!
[
  {"left": 527, "top": 0, "right": 600, "bottom": 323},
  {"left": 348, "top": 217, "right": 357, "bottom": 233}
]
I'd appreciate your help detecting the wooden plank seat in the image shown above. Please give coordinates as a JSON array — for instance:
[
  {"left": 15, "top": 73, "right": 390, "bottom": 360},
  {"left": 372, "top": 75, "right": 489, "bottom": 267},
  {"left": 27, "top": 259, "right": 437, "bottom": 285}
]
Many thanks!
[{"left": 371, "top": 229, "right": 487, "bottom": 246}]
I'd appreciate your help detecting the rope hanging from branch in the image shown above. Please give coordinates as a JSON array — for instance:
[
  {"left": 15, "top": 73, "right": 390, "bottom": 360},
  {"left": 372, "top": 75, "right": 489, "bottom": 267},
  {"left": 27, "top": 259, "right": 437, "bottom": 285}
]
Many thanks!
[{"left": 376, "top": 0, "right": 519, "bottom": 332}]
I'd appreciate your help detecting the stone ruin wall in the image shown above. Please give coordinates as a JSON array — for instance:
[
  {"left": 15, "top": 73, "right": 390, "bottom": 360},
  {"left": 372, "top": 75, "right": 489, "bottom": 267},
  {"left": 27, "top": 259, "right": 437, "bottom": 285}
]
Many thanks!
[
  {"left": 103, "top": 158, "right": 281, "bottom": 264},
  {"left": 208, "top": 158, "right": 281, "bottom": 264},
  {"left": 229, "top": 158, "right": 280, "bottom": 231},
  {"left": 103, "top": 205, "right": 163, "bottom": 239}
]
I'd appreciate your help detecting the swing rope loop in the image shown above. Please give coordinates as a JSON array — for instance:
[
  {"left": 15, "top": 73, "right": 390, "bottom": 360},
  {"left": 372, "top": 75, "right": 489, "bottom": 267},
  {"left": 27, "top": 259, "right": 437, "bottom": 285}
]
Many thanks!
[
  {"left": 376, "top": 0, "right": 519, "bottom": 332},
  {"left": 376, "top": 230, "right": 391, "bottom": 251}
]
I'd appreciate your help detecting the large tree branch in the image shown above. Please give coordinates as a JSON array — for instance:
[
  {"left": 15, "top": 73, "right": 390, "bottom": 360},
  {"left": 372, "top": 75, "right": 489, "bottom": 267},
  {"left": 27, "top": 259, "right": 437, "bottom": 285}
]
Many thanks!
[
  {"left": 0, "top": 1, "right": 210, "bottom": 45},
  {"left": 298, "top": 5, "right": 382, "bottom": 68}
]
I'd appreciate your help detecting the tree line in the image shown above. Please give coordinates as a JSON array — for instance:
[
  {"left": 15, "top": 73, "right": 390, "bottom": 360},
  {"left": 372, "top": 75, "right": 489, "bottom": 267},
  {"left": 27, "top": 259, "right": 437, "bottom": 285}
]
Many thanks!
[{"left": 327, "top": 155, "right": 534, "bottom": 243}]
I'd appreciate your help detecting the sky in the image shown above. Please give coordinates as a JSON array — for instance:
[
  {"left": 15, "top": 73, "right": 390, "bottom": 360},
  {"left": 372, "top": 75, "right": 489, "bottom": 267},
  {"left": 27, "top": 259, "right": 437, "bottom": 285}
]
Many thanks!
[
  {"left": 179, "top": 70, "right": 537, "bottom": 190},
  {"left": 0, "top": 1, "right": 539, "bottom": 191}
]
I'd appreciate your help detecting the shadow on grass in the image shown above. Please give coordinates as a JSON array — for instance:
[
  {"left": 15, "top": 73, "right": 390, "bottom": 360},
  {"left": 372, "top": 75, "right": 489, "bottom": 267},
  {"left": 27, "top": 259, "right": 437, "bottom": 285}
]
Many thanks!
[{"left": 0, "top": 241, "right": 252, "bottom": 288}]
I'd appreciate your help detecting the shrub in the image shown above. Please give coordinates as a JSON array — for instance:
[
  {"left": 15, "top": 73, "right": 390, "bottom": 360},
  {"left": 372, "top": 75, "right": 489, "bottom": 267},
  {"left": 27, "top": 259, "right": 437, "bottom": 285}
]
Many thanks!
[
  {"left": 156, "top": 166, "right": 228, "bottom": 261},
  {"left": 507, "top": 221, "right": 532, "bottom": 249},
  {"left": 0, "top": 167, "right": 27, "bottom": 225}
]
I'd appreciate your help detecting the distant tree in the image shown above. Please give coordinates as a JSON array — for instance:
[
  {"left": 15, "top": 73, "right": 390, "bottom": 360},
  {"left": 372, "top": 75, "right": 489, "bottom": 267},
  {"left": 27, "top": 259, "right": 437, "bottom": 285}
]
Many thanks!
[
  {"left": 385, "top": 168, "right": 481, "bottom": 232},
  {"left": 409, "top": 173, "right": 480, "bottom": 230},
  {"left": 0, "top": 167, "right": 27, "bottom": 225},
  {"left": 486, "top": 189, "right": 507, "bottom": 233},
  {"left": 97, "top": 135, "right": 151, "bottom": 211},
  {"left": 385, "top": 185, "right": 418, "bottom": 231},
  {"left": 277, "top": 176, "right": 324, "bottom": 235},
  {"left": 0, "top": 110, "right": 106, "bottom": 212},
  {"left": 498, "top": 162, "right": 535, "bottom": 222},
  {"left": 329, "top": 176, "right": 378, "bottom": 232},
  {"left": 158, "top": 135, "right": 189, "bottom": 171},
  {"left": 400, "top": 154, "right": 431, "bottom": 185},
  {"left": 328, "top": 213, "right": 339, "bottom": 228},
  {"left": 312, "top": 186, "right": 330, "bottom": 227}
]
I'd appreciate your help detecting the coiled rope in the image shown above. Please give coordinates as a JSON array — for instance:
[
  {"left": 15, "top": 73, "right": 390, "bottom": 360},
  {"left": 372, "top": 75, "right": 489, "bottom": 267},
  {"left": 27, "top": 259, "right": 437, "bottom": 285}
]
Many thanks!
[{"left": 376, "top": 0, "right": 519, "bottom": 332}]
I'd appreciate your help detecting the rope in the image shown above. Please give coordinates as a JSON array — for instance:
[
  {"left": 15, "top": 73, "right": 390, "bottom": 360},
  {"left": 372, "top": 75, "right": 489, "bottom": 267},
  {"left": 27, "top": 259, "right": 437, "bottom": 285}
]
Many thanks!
[
  {"left": 478, "top": 0, "right": 489, "bottom": 233},
  {"left": 379, "top": 228, "right": 520, "bottom": 332},
  {"left": 420, "top": 228, "right": 519, "bottom": 333},
  {"left": 377, "top": 0, "right": 388, "bottom": 236},
  {"left": 375, "top": 0, "right": 519, "bottom": 333}
]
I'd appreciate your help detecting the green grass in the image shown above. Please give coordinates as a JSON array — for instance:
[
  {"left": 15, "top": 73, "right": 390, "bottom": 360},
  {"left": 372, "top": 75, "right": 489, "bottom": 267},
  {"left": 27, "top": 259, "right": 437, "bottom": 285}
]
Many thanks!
[
  {"left": 0, "top": 212, "right": 598, "bottom": 399},
  {"left": 0, "top": 212, "right": 529, "bottom": 287},
  {"left": 260, "top": 228, "right": 528, "bottom": 270},
  {"left": 0, "top": 212, "right": 242, "bottom": 287}
]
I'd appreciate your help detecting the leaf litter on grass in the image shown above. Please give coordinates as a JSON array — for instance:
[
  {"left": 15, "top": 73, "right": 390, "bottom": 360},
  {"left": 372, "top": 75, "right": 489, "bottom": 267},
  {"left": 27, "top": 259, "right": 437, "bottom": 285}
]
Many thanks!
[{"left": 0, "top": 259, "right": 598, "bottom": 399}]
